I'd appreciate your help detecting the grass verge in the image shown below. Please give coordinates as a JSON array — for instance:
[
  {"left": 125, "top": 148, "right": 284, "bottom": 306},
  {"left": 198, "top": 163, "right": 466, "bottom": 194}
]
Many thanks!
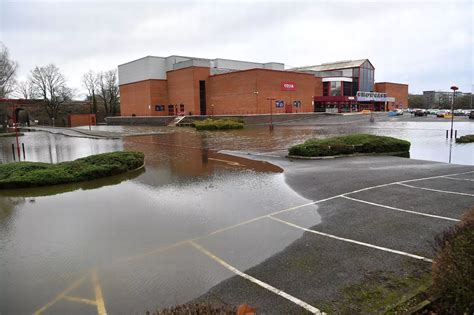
[
  {"left": 0, "top": 151, "right": 144, "bottom": 189},
  {"left": 288, "top": 134, "right": 410, "bottom": 157},
  {"left": 192, "top": 118, "right": 244, "bottom": 131},
  {"left": 455, "top": 134, "right": 474, "bottom": 143},
  {"left": 321, "top": 268, "right": 432, "bottom": 314}
]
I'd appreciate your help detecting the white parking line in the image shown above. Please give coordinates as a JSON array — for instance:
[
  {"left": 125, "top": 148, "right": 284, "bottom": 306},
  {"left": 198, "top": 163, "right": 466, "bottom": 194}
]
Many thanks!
[
  {"left": 189, "top": 241, "right": 325, "bottom": 315},
  {"left": 341, "top": 195, "right": 460, "bottom": 222},
  {"left": 399, "top": 170, "right": 474, "bottom": 184},
  {"left": 397, "top": 183, "right": 474, "bottom": 197},
  {"left": 442, "top": 176, "right": 474, "bottom": 182},
  {"left": 268, "top": 216, "right": 433, "bottom": 263}
]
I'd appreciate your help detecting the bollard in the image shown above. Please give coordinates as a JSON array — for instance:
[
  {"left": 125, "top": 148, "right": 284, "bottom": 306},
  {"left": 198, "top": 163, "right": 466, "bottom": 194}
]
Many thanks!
[
  {"left": 446, "top": 130, "right": 448, "bottom": 139},
  {"left": 22, "top": 143, "right": 26, "bottom": 160},
  {"left": 455, "top": 130, "right": 457, "bottom": 139},
  {"left": 12, "top": 143, "right": 15, "bottom": 161}
]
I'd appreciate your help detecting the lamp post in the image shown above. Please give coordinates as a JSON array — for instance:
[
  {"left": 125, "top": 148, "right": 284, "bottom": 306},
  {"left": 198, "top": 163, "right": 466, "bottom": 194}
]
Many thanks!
[
  {"left": 88, "top": 102, "right": 92, "bottom": 131},
  {"left": 13, "top": 103, "right": 20, "bottom": 161},
  {"left": 266, "top": 97, "right": 275, "bottom": 131},
  {"left": 450, "top": 85, "right": 458, "bottom": 139}
]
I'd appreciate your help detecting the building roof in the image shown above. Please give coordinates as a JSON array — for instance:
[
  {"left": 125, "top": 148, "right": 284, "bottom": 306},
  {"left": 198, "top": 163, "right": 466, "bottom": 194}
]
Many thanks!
[{"left": 291, "top": 59, "right": 371, "bottom": 72}]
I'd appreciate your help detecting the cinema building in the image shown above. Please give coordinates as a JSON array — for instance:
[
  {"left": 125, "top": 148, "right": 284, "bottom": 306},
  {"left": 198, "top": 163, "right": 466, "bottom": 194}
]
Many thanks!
[{"left": 118, "top": 56, "right": 408, "bottom": 116}]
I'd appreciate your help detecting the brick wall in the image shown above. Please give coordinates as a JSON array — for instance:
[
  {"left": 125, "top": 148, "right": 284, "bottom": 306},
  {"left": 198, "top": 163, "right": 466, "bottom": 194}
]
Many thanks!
[
  {"left": 119, "top": 67, "right": 323, "bottom": 116},
  {"left": 167, "top": 67, "right": 210, "bottom": 115},
  {"left": 68, "top": 114, "right": 96, "bottom": 127},
  {"left": 375, "top": 82, "right": 409, "bottom": 110},
  {"left": 208, "top": 69, "right": 321, "bottom": 115},
  {"left": 120, "top": 80, "right": 169, "bottom": 116}
]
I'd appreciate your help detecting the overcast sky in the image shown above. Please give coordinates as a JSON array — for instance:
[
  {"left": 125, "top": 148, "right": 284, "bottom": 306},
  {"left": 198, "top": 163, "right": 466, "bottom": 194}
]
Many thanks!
[{"left": 1, "top": 0, "right": 472, "bottom": 98}]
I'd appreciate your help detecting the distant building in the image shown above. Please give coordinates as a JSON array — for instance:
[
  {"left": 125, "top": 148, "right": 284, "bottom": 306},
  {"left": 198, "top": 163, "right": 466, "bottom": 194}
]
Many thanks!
[
  {"left": 423, "top": 90, "right": 464, "bottom": 108},
  {"left": 118, "top": 56, "right": 408, "bottom": 116}
]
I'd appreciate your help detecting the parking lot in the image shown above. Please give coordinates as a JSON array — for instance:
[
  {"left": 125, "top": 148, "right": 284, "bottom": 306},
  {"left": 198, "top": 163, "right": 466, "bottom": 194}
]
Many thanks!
[{"left": 28, "top": 154, "right": 474, "bottom": 314}]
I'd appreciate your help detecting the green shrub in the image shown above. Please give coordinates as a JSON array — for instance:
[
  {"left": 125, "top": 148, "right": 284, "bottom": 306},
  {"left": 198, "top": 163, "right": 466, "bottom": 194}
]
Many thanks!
[
  {"left": 432, "top": 208, "right": 474, "bottom": 314},
  {"left": 192, "top": 118, "right": 244, "bottom": 131},
  {"left": 456, "top": 134, "right": 474, "bottom": 144},
  {"left": 0, "top": 151, "right": 144, "bottom": 189},
  {"left": 288, "top": 134, "right": 411, "bottom": 157}
]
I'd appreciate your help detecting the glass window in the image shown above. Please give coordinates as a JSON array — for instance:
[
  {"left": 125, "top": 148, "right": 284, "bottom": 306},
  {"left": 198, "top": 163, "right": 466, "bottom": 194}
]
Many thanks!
[
  {"left": 343, "top": 82, "right": 352, "bottom": 96},
  {"left": 330, "top": 81, "right": 341, "bottom": 96},
  {"left": 323, "top": 82, "right": 329, "bottom": 96},
  {"left": 353, "top": 67, "right": 359, "bottom": 77}
]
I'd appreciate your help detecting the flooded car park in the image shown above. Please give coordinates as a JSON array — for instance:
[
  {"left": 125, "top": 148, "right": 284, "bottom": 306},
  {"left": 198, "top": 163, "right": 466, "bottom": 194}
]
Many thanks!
[{"left": 0, "top": 115, "right": 473, "bottom": 313}]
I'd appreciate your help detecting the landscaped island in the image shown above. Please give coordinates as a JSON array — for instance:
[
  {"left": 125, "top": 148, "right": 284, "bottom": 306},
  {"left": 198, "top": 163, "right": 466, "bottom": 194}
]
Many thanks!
[
  {"left": 288, "top": 134, "right": 411, "bottom": 157},
  {"left": 0, "top": 151, "right": 144, "bottom": 189},
  {"left": 456, "top": 134, "right": 474, "bottom": 144},
  {"left": 192, "top": 118, "right": 244, "bottom": 130}
]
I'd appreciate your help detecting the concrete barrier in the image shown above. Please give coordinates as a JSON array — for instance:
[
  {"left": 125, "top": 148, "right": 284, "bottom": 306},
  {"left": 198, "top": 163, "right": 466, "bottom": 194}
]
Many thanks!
[
  {"left": 105, "top": 116, "right": 176, "bottom": 126},
  {"left": 106, "top": 113, "right": 326, "bottom": 127}
]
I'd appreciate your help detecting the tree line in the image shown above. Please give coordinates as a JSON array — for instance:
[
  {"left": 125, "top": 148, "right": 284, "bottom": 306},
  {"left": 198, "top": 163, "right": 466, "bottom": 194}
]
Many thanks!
[
  {"left": 409, "top": 93, "right": 473, "bottom": 109},
  {"left": 0, "top": 42, "right": 119, "bottom": 121}
]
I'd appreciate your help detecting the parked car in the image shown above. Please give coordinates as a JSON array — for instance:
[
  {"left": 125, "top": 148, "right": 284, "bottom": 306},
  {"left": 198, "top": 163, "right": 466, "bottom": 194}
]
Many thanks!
[
  {"left": 437, "top": 111, "right": 447, "bottom": 118},
  {"left": 469, "top": 111, "right": 474, "bottom": 120},
  {"left": 414, "top": 109, "right": 426, "bottom": 117}
]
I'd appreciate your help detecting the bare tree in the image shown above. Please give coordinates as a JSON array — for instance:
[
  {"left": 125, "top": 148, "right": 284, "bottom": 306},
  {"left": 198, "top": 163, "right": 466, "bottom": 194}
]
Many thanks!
[
  {"left": 30, "top": 64, "right": 73, "bottom": 121},
  {"left": 82, "top": 70, "right": 99, "bottom": 114},
  {"left": 0, "top": 42, "right": 18, "bottom": 98},
  {"left": 98, "top": 70, "right": 119, "bottom": 116},
  {"left": 15, "top": 80, "right": 35, "bottom": 99}
]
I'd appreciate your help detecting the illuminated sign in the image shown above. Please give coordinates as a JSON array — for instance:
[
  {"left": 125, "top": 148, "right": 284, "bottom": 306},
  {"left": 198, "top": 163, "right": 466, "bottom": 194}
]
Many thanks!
[{"left": 281, "top": 82, "right": 296, "bottom": 91}]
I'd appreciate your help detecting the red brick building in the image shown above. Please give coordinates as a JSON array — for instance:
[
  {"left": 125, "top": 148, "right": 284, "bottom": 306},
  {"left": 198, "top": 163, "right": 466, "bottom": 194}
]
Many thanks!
[{"left": 118, "top": 56, "right": 407, "bottom": 116}]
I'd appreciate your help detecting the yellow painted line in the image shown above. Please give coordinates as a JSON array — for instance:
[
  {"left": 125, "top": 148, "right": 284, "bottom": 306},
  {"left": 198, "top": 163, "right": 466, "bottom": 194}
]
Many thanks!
[
  {"left": 189, "top": 241, "right": 325, "bottom": 315},
  {"left": 92, "top": 270, "right": 107, "bottom": 315},
  {"left": 33, "top": 274, "right": 87, "bottom": 315},
  {"left": 64, "top": 295, "right": 97, "bottom": 306},
  {"left": 208, "top": 157, "right": 242, "bottom": 166}
]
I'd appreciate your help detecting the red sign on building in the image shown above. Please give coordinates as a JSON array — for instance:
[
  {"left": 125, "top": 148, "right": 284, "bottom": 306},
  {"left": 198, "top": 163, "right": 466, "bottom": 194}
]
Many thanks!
[{"left": 281, "top": 82, "right": 296, "bottom": 91}]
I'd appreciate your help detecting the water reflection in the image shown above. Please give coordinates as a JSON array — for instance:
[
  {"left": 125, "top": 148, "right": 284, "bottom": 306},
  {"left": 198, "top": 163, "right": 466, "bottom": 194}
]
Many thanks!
[
  {"left": 0, "top": 167, "right": 146, "bottom": 198},
  {"left": 0, "top": 118, "right": 472, "bottom": 313},
  {"left": 0, "top": 131, "right": 123, "bottom": 164}
]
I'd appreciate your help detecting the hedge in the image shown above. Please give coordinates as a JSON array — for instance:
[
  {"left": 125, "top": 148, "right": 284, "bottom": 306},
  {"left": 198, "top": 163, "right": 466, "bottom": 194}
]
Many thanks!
[
  {"left": 192, "top": 118, "right": 244, "bottom": 131},
  {"left": 432, "top": 208, "right": 474, "bottom": 314},
  {"left": 456, "top": 134, "right": 474, "bottom": 144},
  {"left": 288, "top": 134, "right": 411, "bottom": 157},
  {"left": 0, "top": 151, "right": 144, "bottom": 189}
]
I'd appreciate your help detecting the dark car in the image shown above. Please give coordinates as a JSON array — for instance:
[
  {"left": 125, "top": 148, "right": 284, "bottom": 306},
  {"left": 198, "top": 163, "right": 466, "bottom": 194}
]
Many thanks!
[
  {"left": 414, "top": 109, "right": 426, "bottom": 117},
  {"left": 469, "top": 111, "right": 474, "bottom": 120}
]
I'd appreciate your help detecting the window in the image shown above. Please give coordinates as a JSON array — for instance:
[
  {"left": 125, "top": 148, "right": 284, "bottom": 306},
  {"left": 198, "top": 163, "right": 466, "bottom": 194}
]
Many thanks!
[
  {"left": 353, "top": 67, "right": 359, "bottom": 77},
  {"left": 330, "top": 81, "right": 341, "bottom": 96},
  {"left": 155, "top": 105, "right": 165, "bottom": 111},
  {"left": 343, "top": 82, "right": 352, "bottom": 96},
  {"left": 323, "top": 82, "right": 329, "bottom": 96}
]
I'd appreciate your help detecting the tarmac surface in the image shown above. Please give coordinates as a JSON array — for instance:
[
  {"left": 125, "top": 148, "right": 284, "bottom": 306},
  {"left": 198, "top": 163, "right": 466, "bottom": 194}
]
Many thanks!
[
  {"left": 194, "top": 153, "right": 474, "bottom": 314},
  {"left": 2, "top": 115, "right": 473, "bottom": 314}
]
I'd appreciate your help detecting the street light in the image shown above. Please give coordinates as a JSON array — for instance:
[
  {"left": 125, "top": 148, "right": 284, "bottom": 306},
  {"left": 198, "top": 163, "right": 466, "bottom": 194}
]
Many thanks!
[
  {"left": 450, "top": 85, "right": 458, "bottom": 139},
  {"left": 266, "top": 97, "right": 276, "bottom": 131}
]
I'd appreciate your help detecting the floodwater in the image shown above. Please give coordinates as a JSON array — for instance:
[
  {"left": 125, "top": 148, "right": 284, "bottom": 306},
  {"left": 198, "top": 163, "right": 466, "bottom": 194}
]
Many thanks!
[{"left": 0, "top": 116, "right": 473, "bottom": 314}]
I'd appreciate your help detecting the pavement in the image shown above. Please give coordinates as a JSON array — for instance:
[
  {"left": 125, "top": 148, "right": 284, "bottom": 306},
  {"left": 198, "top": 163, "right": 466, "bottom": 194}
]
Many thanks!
[{"left": 192, "top": 153, "right": 474, "bottom": 314}]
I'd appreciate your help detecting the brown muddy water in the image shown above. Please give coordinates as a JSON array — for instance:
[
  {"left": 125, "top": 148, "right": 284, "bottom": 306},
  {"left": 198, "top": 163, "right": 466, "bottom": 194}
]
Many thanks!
[{"left": 0, "top": 117, "right": 473, "bottom": 314}]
